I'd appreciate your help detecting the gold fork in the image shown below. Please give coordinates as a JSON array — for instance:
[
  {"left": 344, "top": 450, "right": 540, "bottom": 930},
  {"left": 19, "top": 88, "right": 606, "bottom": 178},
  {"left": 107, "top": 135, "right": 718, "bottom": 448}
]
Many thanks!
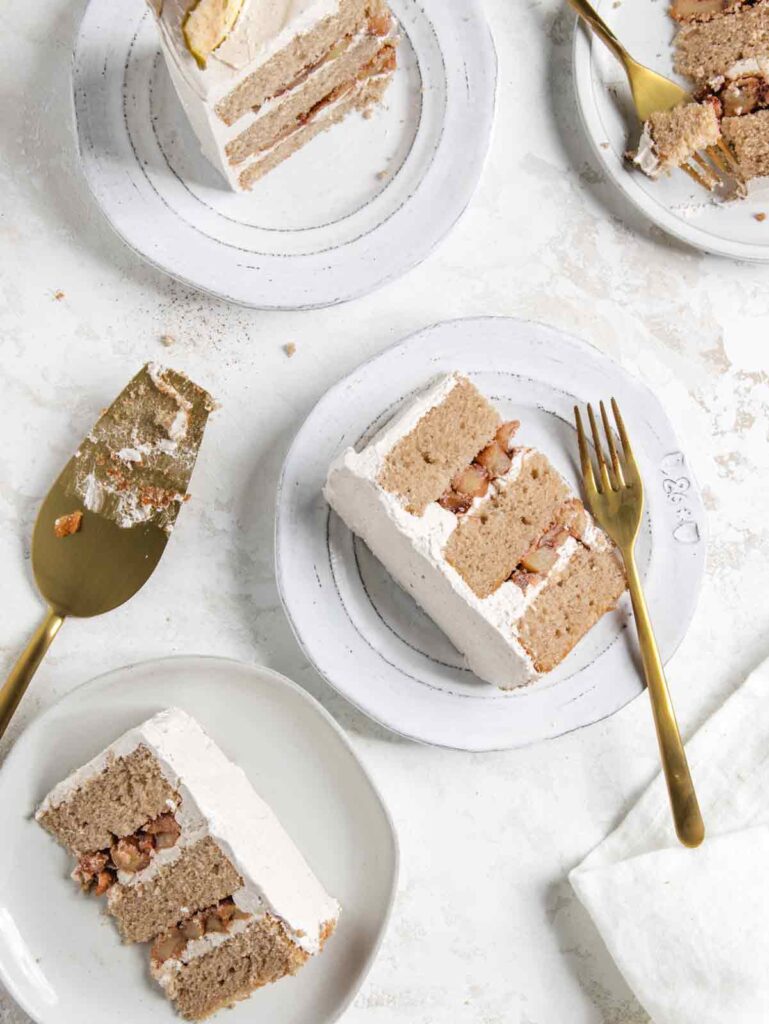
[
  {"left": 568, "top": 0, "right": 743, "bottom": 194},
  {"left": 575, "top": 399, "right": 705, "bottom": 848}
]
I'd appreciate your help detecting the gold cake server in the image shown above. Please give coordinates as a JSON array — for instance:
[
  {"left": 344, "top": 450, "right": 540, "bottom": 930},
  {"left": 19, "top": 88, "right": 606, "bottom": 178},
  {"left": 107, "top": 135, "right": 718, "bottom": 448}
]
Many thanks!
[{"left": 0, "top": 364, "right": 215, "bottom": 742}]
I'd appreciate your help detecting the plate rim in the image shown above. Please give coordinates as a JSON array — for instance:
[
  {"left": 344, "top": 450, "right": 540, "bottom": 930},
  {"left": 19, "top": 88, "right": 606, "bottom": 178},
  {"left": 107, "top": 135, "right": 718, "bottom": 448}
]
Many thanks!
[
  {"left": 571, "top": 12, "right": 769, "bottom": 263},
  {"left": 275, "top": 314, "right": 708, "bottom": 751},
  {"left": 70, "top": 0, "right": 498, "bottom": 310},
  {"left": 0, "top": 653, "right": 400, "bottom": 1024}
]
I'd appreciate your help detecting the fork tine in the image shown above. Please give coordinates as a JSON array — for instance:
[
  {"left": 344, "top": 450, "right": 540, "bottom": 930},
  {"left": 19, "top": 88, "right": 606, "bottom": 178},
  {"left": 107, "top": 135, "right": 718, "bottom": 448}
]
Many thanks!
[
  {"left": 600, "top": 400, "right": 624, "bottom": 489},
  {"left": 680, "top": 160, "right": 716, "bottom": 193},
  {"left": 587, "top": 403, "right": 613, "bottom": 494},
  {"left": 690, "top": 151, "right": 720, "bottom": 189},
  {"left": 713, "top": 139, "right": 748, "bottom": 197},
  {"left": 705, "top": 144, "right": 730, "bottom": 177},
  {"left": 574, "top": 406, "right": 597, "bottom": 497},
  {"left": 716, "top": 136, "right": 742, "bottom": 177},
  {"left": 611, "top": 398, "right": 640, "bottom": 481}
]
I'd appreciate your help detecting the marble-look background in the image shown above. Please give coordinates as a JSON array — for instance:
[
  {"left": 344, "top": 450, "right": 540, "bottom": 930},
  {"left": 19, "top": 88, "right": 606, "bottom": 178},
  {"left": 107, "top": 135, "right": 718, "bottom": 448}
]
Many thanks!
[{"left": 2, "top": 1, "right": 768, "bottom": 1022}]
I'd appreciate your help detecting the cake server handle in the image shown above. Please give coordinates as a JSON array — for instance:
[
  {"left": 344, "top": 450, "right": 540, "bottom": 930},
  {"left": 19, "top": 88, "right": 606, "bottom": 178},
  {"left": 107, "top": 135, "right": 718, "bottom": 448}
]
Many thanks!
[
  {"left": 0, "top": 609, "right": 65, "bottom": 742},
  {"left": 565, "top": 0, "right": 630, "bottom": 66},
  {"left": 622, "top": 549, "right": 705, "bottom": 849}
]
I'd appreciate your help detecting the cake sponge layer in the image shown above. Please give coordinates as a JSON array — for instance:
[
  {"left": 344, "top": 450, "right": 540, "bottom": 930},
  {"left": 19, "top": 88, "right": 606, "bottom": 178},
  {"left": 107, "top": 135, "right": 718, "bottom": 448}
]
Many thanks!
[
  {"left": 378, "top": 376, "right": 500, "bottom": 515},
  {"left": 445, "top": 452, "right": 570, "bottom": 599},
  {"left": 674, "top": 3, "right": 769, "bottom": 81},
  {"left": 722, "top": 107, "right": 769, "bottom": 173},
  {"left": 157, "top": 915, "right": 328, "bottom": 1020},
  {"left": 215, "top": 0, "right": 380, "bottom": 125},
  {"left": 37, "top": 746, "right": 177, "bottom": 856},
  {"left": 517, "top": 545, "right": 627, "bottom": 673},
  {"left": 225, "top": 31, "right": 387, "bottom": 164},
  {"left": 646, "top": 101, "right": 721, "bottom": 169},
  {"left": 107, "top": 836, "right": 243, "bottom": 943},
  {"left": 238, "top": 62, "right": 391, "bottom": 188}
]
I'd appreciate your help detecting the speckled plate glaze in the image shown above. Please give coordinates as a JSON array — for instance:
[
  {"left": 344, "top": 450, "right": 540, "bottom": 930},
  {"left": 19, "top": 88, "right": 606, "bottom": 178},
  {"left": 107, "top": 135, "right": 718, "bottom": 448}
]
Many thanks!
[
  {"left": 276, "top": 317, "right": 707, "bottom": 751},
  {"left": 72, "top": 0, "right": 496, "bottom": 308},
  {"left": 573, "top": 4, "right": 769, "bottom": 261},
  {"left": 0, "top": 656, "right": 398, "bottom": 1024}
]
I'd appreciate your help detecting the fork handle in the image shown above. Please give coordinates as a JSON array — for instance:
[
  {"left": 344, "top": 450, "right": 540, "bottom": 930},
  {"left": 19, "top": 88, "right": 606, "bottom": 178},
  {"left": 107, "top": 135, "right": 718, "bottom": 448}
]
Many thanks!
[
  {"left": 0, "top": 608, "right": 65, "bottom": 742},
  {"left": 622, "top": 550, "right": 705, "bottom": 848},
  {"left": 565, "top": 0, "right": 629, "bottom": 65}
]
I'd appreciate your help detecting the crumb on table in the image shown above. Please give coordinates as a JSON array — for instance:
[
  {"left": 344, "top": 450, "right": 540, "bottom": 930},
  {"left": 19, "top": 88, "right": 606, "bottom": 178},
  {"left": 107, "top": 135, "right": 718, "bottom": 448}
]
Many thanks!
[
  {"left": 160, "top": 334, "right": 175, "bottom": 347},
  {"left": 54, "top": 510, "right": 83, "bottom": 538},
  {"left": 284, "top": 342, "right": 297, "bottom": 358},
  {"left": 53, "top": 290, "right": 65, "bottom": 301},
  {"left": 755, "top": 212, "right": 766, "bottom": 222}
]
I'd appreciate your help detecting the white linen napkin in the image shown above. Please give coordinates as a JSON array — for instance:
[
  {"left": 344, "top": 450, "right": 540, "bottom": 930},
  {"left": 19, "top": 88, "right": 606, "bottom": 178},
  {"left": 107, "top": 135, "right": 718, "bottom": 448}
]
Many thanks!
[{"left": 570, "top": 657, "right": 769, "bottom": 1024}]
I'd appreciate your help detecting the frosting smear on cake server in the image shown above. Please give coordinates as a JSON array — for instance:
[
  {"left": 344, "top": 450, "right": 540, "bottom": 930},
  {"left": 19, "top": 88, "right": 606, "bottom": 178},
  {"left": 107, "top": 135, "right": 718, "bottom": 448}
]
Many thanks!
[
  {"left": 37, "top": 708, "right": 339, "bottom": 1020},
  {"left": 324, "top": 374, "right": 627, "bottom": 689},
  {"left": 149, "top": 0, "right": 398, "bottom": 190}
]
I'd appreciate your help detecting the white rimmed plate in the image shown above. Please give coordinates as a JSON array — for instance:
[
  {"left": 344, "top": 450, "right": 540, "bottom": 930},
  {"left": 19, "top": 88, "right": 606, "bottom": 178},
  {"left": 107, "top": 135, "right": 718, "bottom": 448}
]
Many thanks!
[
  {"left": 72, "top": 0, "right": 496, "bottom": 308},
  {"left": 276, "top": 316, "right": 706, "bottom": 751},
  {"left": 573, "top": 5, "right": 769, "bottom": 261},
  {"left": 0, "top": 656, "right": 398, "bottom": 1024}
]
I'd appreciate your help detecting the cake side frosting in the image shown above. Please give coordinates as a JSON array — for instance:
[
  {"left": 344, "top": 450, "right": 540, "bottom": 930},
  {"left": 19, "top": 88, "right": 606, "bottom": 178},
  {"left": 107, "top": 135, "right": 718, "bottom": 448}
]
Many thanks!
[{"left": 36, "top": 708, "right": 339, "bottom": 955}]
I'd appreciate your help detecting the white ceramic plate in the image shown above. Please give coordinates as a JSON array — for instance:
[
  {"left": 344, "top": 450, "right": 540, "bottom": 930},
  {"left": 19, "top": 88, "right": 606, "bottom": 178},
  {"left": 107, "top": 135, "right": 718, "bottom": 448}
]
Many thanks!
[
  {"left": 276, "top": 316, "right": 707, "bottom": 751},
  {"left": 0, "top": 656, "right": 398, "bottom": 1024},
  {"left": 573, "top": 5, "right": 769, "bottom": 261},
  {"left": 72, "top": 0, "right": 496, "bottom": 308}
]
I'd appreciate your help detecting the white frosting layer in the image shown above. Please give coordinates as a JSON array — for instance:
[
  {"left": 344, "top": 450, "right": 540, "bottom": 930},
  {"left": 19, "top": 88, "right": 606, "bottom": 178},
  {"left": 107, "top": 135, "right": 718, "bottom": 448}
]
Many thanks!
[
  {"left": 634, "top": 124, "right": 661, "bottom": 178},
  {"left": 324, "top": 374, "right": 606, "bottom": 690},
  {"left": 37, "top": 708, "right": 339, "bottom": 955},
  {"left": 723, "top": 56, "right": 769, "bottom": 81}
]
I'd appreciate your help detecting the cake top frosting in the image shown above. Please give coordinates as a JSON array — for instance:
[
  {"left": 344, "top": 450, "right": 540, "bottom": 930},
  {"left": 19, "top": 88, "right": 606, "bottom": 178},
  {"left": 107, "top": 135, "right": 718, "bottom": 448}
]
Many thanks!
[{"left": 153, "top": 0, "right": 342, "bottom": 101}]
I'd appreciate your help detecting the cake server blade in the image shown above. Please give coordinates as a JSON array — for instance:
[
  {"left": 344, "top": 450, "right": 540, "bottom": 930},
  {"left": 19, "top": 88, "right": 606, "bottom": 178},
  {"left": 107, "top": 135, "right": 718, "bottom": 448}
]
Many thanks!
[{"left": 0, "top": 364, "right": 214, "bottom": 741}]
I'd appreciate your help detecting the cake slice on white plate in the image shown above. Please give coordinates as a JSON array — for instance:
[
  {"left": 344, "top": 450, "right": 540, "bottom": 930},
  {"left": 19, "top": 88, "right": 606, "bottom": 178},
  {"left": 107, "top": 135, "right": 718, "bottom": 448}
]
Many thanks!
[
  {"left": 36, "top": 707, "right": 339, "bottom": 1020},
  {"left": 324, "top": 373, "right": 627, "bottom": 689},
  {"left": 633, "top": 0, "right": 769, "bottom": 183},
  {"left": 148, "top": 0, "right": 398, "bottom": 190}
]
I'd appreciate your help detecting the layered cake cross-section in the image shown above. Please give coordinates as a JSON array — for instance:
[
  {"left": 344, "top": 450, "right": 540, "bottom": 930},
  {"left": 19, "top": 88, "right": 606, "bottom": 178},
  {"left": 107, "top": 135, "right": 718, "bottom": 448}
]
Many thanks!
[
  {"left": 36, "top": 708, "right": 340, "bottom": 1020},
  {"left": 148, "top": 0, "right": 398, "bottom": 190},
  {"left": 324, "top": 374, "right": 627, "bottom": 689}
]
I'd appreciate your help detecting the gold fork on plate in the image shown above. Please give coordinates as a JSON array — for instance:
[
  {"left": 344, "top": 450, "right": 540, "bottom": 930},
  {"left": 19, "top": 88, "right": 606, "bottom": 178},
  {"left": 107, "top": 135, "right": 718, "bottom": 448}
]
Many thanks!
[
  {"left": 575, "top": 399, "right": 705, "bottom": 849},
  {"left": 567, "top": 0, "right": 743, "bottom": 194}
]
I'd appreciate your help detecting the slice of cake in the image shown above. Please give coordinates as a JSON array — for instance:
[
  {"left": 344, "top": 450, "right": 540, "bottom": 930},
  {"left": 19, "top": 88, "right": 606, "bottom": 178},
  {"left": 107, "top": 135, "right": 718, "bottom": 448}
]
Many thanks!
[
  {"left": 633, "top": 0, "right": 769, "bottom": 185},
  {"left": 148, "top": 0, "right": 398, "bottom": 190},
  {"left": 37, "top": 708, "right": 340, "bottom": 1020},
  {"left": 324, "top": 374, "right": 626, "bottom": 690}
]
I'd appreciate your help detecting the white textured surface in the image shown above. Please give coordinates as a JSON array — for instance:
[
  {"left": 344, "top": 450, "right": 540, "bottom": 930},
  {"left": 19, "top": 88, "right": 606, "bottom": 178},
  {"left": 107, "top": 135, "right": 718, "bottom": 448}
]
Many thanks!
[{"left": 2, "top": 0, "right": 769, "bottom": 1021}]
